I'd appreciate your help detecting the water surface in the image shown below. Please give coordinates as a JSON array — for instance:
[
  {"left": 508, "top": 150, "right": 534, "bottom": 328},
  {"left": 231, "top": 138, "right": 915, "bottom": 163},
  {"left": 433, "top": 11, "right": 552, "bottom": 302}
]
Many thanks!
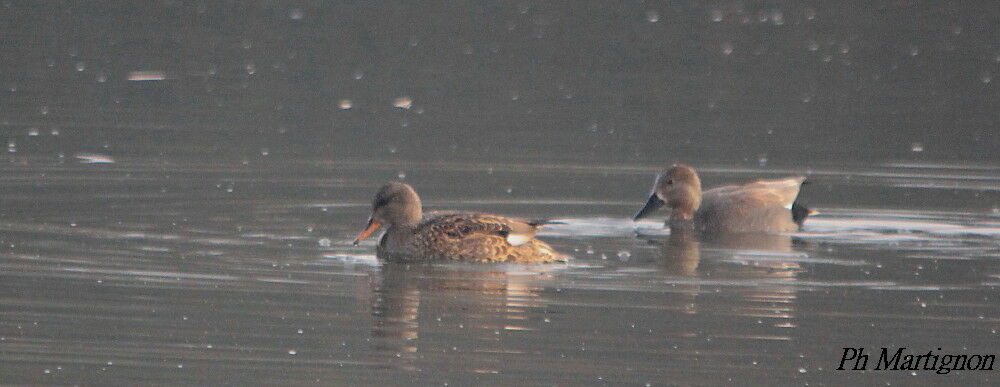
[
  {"left": 0, "top": 1, "right": 997, "bottom": 385},
  {"left": 0, "top": 159, "right": 997, "bottom": 385}
]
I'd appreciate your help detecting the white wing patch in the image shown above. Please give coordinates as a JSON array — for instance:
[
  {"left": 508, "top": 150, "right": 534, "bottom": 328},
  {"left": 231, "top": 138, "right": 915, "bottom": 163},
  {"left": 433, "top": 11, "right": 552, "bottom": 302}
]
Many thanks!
[{"left": 506, "top": 233, "right": 532, "bottom": 246}]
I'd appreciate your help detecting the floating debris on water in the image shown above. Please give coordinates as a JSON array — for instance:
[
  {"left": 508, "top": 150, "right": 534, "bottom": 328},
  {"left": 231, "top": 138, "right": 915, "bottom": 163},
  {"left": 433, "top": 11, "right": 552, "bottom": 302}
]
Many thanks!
[
  {"left": 75, "top": 153, "right": 115, "bottom": 164},
  {"left": 127, "top": 71, "right": 168, "bottom": 81},
  {"left": 392, "top": 96, "right": 413, "bottom": 109},
  {"left": 722, "top": 42, "right": 734, "bottom": 55},
  {"left": 645, "top": 10, "right": 659, "bottom": 23}
]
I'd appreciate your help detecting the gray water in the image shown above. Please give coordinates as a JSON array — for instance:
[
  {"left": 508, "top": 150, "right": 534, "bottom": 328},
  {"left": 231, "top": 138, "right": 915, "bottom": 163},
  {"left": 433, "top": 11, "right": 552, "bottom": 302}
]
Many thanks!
[{"left": 1, "top": 1, "right": 998, "bottom": 385}]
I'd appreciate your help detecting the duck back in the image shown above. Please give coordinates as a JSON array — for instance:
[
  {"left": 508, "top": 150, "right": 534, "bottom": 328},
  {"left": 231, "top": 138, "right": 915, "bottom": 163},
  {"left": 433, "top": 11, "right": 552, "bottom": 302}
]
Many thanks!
[
  {"left": 378, "top": 212, "right": 566, "bottom": 263},
  {"left": 694, "top": 177, "right": 805, "bottom": 234}
]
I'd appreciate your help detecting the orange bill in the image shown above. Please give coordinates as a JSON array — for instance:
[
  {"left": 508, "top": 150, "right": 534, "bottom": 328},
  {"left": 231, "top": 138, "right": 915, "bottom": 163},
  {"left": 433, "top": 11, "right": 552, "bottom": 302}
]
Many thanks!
[{"left": 353, "top": 218, "right": 382, "bottom": 245}]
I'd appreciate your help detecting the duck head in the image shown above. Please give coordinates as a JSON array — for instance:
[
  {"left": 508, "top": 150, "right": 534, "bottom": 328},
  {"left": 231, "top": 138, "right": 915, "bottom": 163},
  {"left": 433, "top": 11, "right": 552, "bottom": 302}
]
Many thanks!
[
  {"left": 353, "top": 182, "right": 423, "bottom": 245},
  {"left": 633, "top": 164, "right": 702, "bottom": 221}
]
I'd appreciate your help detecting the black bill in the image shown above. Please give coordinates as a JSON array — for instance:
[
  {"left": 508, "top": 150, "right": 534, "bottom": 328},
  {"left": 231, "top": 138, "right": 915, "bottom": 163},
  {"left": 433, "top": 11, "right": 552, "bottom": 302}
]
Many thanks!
[{"left": 633, "top": 194, "right": 665, "bottom": 221}]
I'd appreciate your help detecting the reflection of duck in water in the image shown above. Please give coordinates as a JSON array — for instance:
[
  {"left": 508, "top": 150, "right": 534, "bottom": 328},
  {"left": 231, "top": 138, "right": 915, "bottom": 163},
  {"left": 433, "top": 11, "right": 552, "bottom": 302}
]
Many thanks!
[
  {"left": 370, "top": 263, "right": 421, "bottom": 362},
  {"left": 643, "top": 227, "right": 802, "bottom": 331},
  {"left": 648, "top": 228, "right": 798, "bottom": 276},
  {"left": 369, "top": 263, "right": 548, "bottom": 371},
  {"left": 633, "top": 164, "right": 813, "bottom": 233},
  {"left": 657, "top": 228, "right": 700, "bottom": 276},
  {"left": 353, "top": 182, "right": 567, "bottom": 263}
]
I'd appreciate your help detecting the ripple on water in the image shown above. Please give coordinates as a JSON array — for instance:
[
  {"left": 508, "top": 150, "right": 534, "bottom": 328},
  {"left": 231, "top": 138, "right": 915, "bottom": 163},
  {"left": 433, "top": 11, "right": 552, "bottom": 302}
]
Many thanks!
[{"left": 0, "top": 160, "right": 997, "bottom": 385}]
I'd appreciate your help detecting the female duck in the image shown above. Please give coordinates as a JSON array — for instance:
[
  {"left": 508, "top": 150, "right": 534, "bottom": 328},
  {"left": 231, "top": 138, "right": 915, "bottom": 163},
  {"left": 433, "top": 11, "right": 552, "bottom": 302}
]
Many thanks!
[
  {"left": 353, "top": 182, "right": 566, "bottom": 263},
  {"left": 633, "top": 164, "right": 811, "bottom": 234}
]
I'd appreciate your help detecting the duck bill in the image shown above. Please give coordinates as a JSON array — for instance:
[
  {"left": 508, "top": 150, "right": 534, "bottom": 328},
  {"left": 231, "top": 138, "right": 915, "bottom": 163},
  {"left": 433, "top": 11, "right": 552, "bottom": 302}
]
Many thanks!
[
  {"left": 352, "top": 218, "right": 382, "bottom": 245},
  {"left": 633, "top": 194, "right": 665, "bottom": 221}
]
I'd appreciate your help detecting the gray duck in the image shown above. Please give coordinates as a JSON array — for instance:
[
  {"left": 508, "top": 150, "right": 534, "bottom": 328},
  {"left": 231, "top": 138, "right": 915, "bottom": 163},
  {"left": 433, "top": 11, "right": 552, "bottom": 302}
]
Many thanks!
[{"left": 633, "top": 164, "right": 811, "bottom": 233}]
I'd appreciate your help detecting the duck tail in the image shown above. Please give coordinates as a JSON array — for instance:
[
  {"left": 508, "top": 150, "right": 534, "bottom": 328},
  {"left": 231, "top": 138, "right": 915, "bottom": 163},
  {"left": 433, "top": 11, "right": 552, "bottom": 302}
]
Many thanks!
[{"left": 527, "top": 219, "right": 566, "bottom": 227}]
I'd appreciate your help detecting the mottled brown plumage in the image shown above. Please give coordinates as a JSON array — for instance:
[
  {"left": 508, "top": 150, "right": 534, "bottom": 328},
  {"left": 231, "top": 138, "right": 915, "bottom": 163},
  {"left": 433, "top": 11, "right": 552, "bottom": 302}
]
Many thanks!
[
  {"left": 354, "top": 182, "right": 567, "bottom": 263},
  {"left": 634, "top": 164, "right": 810, "bottom": 234}
]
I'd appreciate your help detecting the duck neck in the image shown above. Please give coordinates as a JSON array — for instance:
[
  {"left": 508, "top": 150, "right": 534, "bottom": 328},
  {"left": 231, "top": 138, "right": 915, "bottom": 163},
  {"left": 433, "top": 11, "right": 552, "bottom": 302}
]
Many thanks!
[
  {"left": 670, "top": 183, "right": 701, "bottom": 220},
  {"left": 384, "top": 192, "right": 422, "bottom": 246},
  {"left": 668, "top": 215, "right": 695, "bottom": 231},
  {"left": 388, "top": 220, "right": 418, "bottom": 234},
  {"left": 381, "top": 221, "right": 419, "bottom": 253}
]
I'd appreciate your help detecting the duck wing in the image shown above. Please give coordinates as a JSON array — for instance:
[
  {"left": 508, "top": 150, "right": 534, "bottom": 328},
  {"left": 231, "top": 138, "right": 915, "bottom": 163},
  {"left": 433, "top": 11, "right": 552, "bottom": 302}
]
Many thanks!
[
  {"left": 706, "top": 176, "right": 805, "bottom": 209},
  {"left": 702, "top": 188, "right": 793, "bottom": 213},
  {"left": 698, "top": 178, "right": 805, "bottom": 233},
  {"left": 423, "top": 213, "right": 543, "bottom": 246}
]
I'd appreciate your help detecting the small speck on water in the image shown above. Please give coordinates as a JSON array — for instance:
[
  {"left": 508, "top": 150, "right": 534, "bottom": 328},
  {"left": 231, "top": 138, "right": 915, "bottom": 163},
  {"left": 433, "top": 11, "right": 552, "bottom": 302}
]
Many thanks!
[
  {"left": 392, "top": 96, "right": 413, "bottom": 109},
  {"left": 645, "top": 10, "right": 659, "bottom": 23},
  {"left": 722, "top": 42, "right": 734, "bottom": 55},
  {"left": 710, "top": 9, "right": 722, "bottom": 22}
]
